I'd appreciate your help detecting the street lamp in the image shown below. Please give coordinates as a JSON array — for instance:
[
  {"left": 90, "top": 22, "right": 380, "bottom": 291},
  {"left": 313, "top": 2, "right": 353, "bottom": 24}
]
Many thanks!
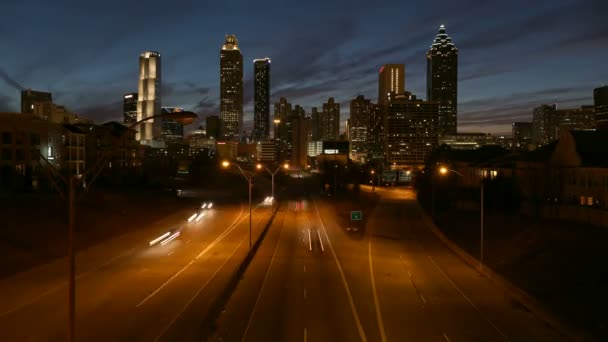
[
  {"left": 38, "top": 110, "right": 197, "bottom": 342},
  {"left": 222, "top": 160, "right": 254, "bottom": 249},
  {"left": 256, "top": 162, "right": 288, "bottom": 201},
  {"left": 371, "top": 170, "right": 375, "bottom": 192},
  {"left": 438, "top": 166, "right": 485, "bottom": 270}
]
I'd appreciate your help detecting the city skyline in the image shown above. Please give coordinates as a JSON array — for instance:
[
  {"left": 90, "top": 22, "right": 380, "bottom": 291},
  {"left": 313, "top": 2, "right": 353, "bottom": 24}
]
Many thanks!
[{"left": 1, "top": 0, "right": 607, "bottom": 136}]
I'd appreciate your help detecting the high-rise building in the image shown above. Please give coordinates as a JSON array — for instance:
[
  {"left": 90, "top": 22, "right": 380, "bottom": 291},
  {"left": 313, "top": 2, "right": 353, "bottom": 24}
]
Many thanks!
[
  {"left": 556, "top": 106, "right": 596, "bottom": 132},
  {"left": 21, "top": 89, "right": 53, "bottom": 119},
  {"left": 289, "top": 107, "right": 308, "bottom": 168},
  {"left": 378, "top": 64, "right": 405, "bottom": 106},
  {"left": 321, "top": 97, "right": 340, "bottom": 141},
  {"left": 595, "top": 86, "right": 608, "bottom": 131},
  {"left": 532, "top": 104, "right": 558, "bottom": 146},
  {"left": 367, "top": 103, "right": 384, "bottom": 156},
  {"left": 220, "top": 35, "right": 243, "bottom": 140},
  {"left": 273, "top": 97, "right": 292, "bottom": 161},
  {"left": 310, "top": 107, "right": 320, "bottom": 141},
  {"left": 160, "top": 107, "right": 184, "bottom": 142},
  {"left": 512, "top": 122, "right": 533, "bottom": 150},
  {"left": 427, "top": 24, "right": 458, "bottom": 137},
  {"left": 123, "top": 93, "right": 138, "bottom": 125},
  {"left": 137, "top": 51, "right": 162, "bottom": 144},
  {"left": 385, "top": 92, "right": 438, "bottom": 166},
  {"left": 253, "top": 58, "right": 271, "bottom": 141},
  {"left": 206, "top": 115, "right": 221, "bottom": 140},
  {"left": 349, "top": 95, "right": 371, "bottom": 158}
]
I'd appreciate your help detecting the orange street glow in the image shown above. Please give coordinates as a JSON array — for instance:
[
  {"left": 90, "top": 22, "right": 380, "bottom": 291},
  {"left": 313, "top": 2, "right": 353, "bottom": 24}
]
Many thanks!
[{"left": 149, "top": 232, "right": 171, "bottom": 246}]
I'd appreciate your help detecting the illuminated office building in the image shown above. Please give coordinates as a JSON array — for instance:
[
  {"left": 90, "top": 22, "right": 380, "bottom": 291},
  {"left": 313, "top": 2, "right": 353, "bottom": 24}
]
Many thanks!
[
  {"left": 253, "top": 58, "right": 271, "bottom": 141},
  {"left": 137, "top": 51, "right": 162, "bottom": 144},
  {"left": 378, "top": 64, "right": 404, "bottom": 106},
  {"left": 220, "top": 35, "right": 243, "bottom": 140},
  {"left": 123, "top": 93, "right": 138, "bottom": 125}
]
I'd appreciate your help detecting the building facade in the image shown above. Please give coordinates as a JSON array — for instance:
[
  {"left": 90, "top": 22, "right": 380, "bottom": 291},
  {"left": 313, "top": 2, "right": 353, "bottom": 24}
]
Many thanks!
[
  {"left": 532, "top": 104, "right": 558, "bottom": 147},
  {"left": 123, "top": 93, "right": 138, "bottom": 125},
  {"left": 378, "top": 64, "right": 405, "bottom": 106},
  {"left": 21, "top": 90, "right": 53, "bottom": 119},
  {"left": 137, "top": 51, "right": 162, "bottom": 144},
  {"left": 349, "top": 95, "right": 370, "bottom": 158},
  {"left": 556, "top": 106, "right": 596, "bottom": 132},
  {"left": 220, "top": 35, "right": 243, "bottom": 140},
  {"left": 512, "top": 122, "right": 533, "bottom": 150},
  {"left": 594, "top": 86, "right": 608, "bottom": 131},
  {"left": 206, "top": 115, "right": 221, "bottom": 140},
  {"left": 385, "top": 93, "right": 438, "bottom": 166},
  {"left": 253, "top": 58, "right": 271, "bottom": 141},
  {"left": 427, "top": 24, "right": 458, "bottom": 137},
  {"left": 321, "top": 97, "right": 340, "bottom": 141},
  {"left": 273, "top": 97, "right": 292, "bottom": 162},
  {"left": 160, "top": 107, "right": 184, "bottom": 142}
]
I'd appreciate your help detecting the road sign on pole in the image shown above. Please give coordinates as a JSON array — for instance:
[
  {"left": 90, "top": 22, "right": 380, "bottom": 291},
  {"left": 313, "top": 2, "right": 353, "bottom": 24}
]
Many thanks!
[{"left": 350, "top": 211, "right": 362, "bottom": 221}]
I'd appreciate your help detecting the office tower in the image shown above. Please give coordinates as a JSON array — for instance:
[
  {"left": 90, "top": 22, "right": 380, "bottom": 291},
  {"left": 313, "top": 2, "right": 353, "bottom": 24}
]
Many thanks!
[
  {"left": 123, "top": 93, "right": 138, "bottom": 125},
  {"left": 321, "top": 97, "right": 340, "bottom": 140},
  {"left": 368, "top": 103, "right": 384, "bottom": 155},
  {"left": 532, "top": 104, "right": 558, "bottom": 146},
  {"left": 253, "top": 58, "right": 271, "bottom": 141},
  {"left": 556, "top": 106, "right": 596, "bottom": 132},
  {"left": 512, "top": 122, "right": 533, "bottom": 150},
  {"left": 137, "top": 51, "right": 162, "bottom": 144},
  {"left": 274, "top": 97, "right": 292, "bottom": 162},
  {"left": 349, "top": 95, "right": 371, "bottom": 157},
  {"left": 289, "top": 106, "right": 308, "bottom": 168},
  {"left": 385, "top": 92, "right": 438, "bottom": 166},
  {"left": 21, "top": 89, "right": 53, "bottom": 119},
  {"left": 206, "top": 115, "right": 221, "bottom": 140},
  {"left": 160, "top": 107, "right": 184, "bottom": 142},
  {"left": 427, "top": 24, "right": 458, "bottom": 136},
  {"left": 378, "top": 64, "right": 405, "bottom": 106},
  {"left": 310, "top": 107, "right": 320, "bottom": 141},
  {"left": 220, "top": 35, "right": 243, "bottom": 140},
  {"left": 595, "top": 86, "right": 608, "bottom": 131}
]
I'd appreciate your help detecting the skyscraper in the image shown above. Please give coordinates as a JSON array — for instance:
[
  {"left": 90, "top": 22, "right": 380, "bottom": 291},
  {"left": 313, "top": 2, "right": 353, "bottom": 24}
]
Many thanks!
[
  {"left": 206, "top": 115, "right": 221, "bottom": 140},
  {"left": 385, "top": 92, "right": 438, "bottom": 166},
  {"left": 595, "top": 86, "right": 608, "bottom": 131},
  {"left": 220, "top": 35, "right": 243, "bottom": 141},
  {"left": 349, "top": 95, "right": 371, "bottom": 157},
  {"left": 123, "top": 93, "right": 138, "bottom": 125},
  {"left": 274, "top": 97, "right": 292, "bottom": 162},
  {"left": 253, "top": 58, "right": 271, "bottom": 141},
  {"left": 321, "top": 97, "right": 340, "bottom": 140},
  {"left": 512, "top": 122, "right": 533, "bottom": 150},
  {"left": 532, "top": 104, "right": 558, "bottom": 146},
  {"left": 427, "top": 24, "right": 458, "bottom": 137},
  {"left": 160, "top": 107, "right": 184, "bottom": 142},
  {"left": 137, "top": 51, "right": 162, "bottom": 144},
  {"left": 310, "top": 107, "right": 320, "bottom": 141},
  {"left": 378, "top": 64, "right": 405, "bottom": 106},
  {"left": 367, "top": 103, "right": 384, "bottom": 156}
]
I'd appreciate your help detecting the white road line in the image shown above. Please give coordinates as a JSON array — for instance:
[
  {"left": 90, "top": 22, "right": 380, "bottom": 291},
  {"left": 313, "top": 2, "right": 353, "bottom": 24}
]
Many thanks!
[
  {"left": 241, "top": 212, "right": 284, "bottom": 342},
  {"left": 0, "top": 247, "right": 135, "bottom": 318},
  {"left": 308, "top": 228, "right": 312, "bottom": 251},
  {"left": 368, "top": 227, "right": 387, "bottom": 342},
  {"left": 420, "top": 293, "right": 427, "bottom": 305},
  {"left": 443, "top": 333, "right": 451, "bottom": 342},
  {"left": 154, "top": 238, "right": 245, "bottom": 341},
  {"left": 137, "top": 206, "right": 246, "bottom": 307},
  {"left": 314, "top": 201, "right": 368, "bottom": 342},
  {"left": 304, "top": 328, "right": 307, "bottom": 342},
  {"left": 303, "top": 264, "right": 306, "bottom": 272},
  {"left": 428, "top": 255, "right": 509, "bottom": 341},
  {"left": 316, "top": 229, "right": 325, "bottom": 252}
]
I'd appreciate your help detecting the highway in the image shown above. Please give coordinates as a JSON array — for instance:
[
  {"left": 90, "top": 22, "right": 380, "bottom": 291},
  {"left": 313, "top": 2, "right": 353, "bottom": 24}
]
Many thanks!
[
  {"left": 213, "top": 186, "right": 567, "bottom": 342},
  {"left": 0, "top": 198, "right": 275, "bottom": 341}
]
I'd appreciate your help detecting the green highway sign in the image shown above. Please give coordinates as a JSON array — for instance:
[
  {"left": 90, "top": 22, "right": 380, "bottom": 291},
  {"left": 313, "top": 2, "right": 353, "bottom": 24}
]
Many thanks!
[{"left": 350, "top": 211, "right": 362, "bottom": 221}]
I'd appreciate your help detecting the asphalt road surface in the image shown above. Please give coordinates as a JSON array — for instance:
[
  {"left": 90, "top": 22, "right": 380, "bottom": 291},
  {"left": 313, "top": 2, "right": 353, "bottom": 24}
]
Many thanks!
[
  {"left": 213, "top": 187, "right": 567, "bottom": 342},
  {"left": 0, "top": 198, "right": 274, "bottom": 341}
]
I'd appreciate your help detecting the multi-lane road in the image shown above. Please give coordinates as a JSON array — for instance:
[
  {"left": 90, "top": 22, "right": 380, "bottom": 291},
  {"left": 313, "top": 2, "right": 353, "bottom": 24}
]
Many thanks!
[
  {"left": 0, "top": 198, "right": 274, "bottom": 341},
  {"left": 214, "top": 187, "right": 567, "bottom": 342}
]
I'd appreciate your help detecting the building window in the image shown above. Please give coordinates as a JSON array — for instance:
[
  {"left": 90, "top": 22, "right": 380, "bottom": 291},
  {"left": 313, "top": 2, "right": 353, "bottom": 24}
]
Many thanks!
[
  {"left": 587, "top": 197, "right": 594, "bottom": 206},
  {"left": 2, "top": 132, "right": 11, "bottom": 145},
  {"left": 30, "top": 133, "right": 41, "bottom": 146},
  {"left": 16, "top": 132, "right": 25, "bottom": 145},
  {"left": 15, "top": 149, "right": 24, "bottom": 161},
  {"left": 1, "top": 149, "right": 12, "bottom": 161},
  {"left": 31, "top": 150, "right": 39, "bottom": 161}
]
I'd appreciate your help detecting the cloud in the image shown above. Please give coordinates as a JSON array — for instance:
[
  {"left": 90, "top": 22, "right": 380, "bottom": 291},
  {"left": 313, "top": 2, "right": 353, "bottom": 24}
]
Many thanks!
[
  {"left": 0, "top": 93, "right": 15, "bottom": 112},
  {"left": 0, "top": 67, "right": 25, "bottom": 91},
  {"left": 76, "top": 100, "right": 123, "bottom": 124}
]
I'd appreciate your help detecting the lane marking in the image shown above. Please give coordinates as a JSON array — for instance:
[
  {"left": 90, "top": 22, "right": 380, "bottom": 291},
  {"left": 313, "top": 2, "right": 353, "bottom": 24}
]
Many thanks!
[
  {"left": 308, "top": 229, "right": 312, "bottom": 251},
  {"left": 0, "top": 247, "right": 135, "bottom": 318},
  {"left": 316, "top": 229, "right": 325, "bottom": 252},
  {"left": 154, "top": 238, "right": 245, "bottom": 341},
  {"left": 420, "top": 293, "right": 427, "bottom": 305},
  {"left": 427, "top": 255, "right": 509, "bottom": 341},
  {"left": 304, "top": 328, "right": 307, "bottom": 342},
  {"left": 303, "top": 264, "right": 306, "bottom": 272},
  {"left": 314, "top": 201, "right": 368, "bottom": 342},
  {"left": 241, "top": 212, "right": 285, "bottom": 342},
  {"left": 137, "top": 206, "right": 246, "bottom": 307},
  {"left": 167, "top": 252, "right": 174, "bottom": 256},
  {"left": 401, "top": 255, "right": 426, "bottom": 307},
  {"left": 368, "top": 226, "right": 387, "bottom": 342},
  {"left": 443, "top": 333, "right": 451, "bottom": 342}
]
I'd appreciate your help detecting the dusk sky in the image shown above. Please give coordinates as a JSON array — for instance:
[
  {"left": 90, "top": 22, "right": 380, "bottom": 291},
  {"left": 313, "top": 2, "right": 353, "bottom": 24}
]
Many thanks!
[{"left": 1, "top": 0, "right": 607, "bottom": 135}]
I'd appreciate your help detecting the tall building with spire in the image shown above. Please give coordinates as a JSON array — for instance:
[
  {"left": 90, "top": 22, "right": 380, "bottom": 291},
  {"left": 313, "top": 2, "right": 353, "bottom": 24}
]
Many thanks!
[
  {"left": 378, "top": 64, "right": 405, "bottom": 106},
  {"left": 427, "top": 24, "right": 458, "bottom": 136},
  {"left": 220, "top": 35, "right": 243, "bottom": 141},
  {"left": 253, "top": 58, "right": 271, "bottom": 141},
  {"left": 137, "top": 51, "right": 162, "bottom": 144}
]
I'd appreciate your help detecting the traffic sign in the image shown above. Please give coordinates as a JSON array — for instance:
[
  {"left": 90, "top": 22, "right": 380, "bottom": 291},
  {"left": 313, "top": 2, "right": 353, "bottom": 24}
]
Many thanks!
[{"left": 350, "top": 211, "right": 362, "bottom": 221}]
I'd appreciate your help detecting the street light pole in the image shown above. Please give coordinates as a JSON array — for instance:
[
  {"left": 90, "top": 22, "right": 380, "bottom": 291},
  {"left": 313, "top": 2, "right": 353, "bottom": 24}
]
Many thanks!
[
  {"left": 257, "top": 163, "right": 288, "bottom": 204},
  {"left": 223, "top": 161, "right": 254, "bottom": 249},
  {"left": 480, "top": 180, "right": 484, "bottom": 270}
]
